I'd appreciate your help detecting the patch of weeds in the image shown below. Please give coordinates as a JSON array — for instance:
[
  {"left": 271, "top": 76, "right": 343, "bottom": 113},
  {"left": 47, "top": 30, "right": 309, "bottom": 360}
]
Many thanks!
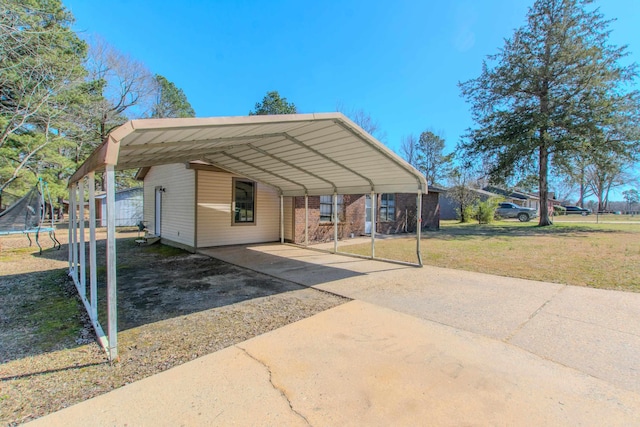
[
  {"left": 143, "top": 244, "right": 186, "bottom": 257},
  {"left": 19, "top": 270, "right": 84, "bottom": 351},
  {"left": 0, "top": 246, "right": 38, "bottom": 261}
]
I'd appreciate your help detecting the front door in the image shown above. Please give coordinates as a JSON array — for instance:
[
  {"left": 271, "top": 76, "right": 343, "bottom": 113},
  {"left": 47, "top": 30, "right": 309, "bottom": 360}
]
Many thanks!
[{"left": 365, "top": 195, "right": 372, "bottom": 234}]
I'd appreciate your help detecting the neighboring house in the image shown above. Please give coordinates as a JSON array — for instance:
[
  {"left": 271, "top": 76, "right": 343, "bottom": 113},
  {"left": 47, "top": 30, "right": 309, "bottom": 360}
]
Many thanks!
[
  {"left": 439, "top": 187, "right": 499, "bottom": 220},
  {"left": 96, "top": 188, "right": 143, "bottom": 227},
  {"left": 483, "top": 186, "right": 541, "bottom": 211},
  {"left": 136, "top": 162, "right": 440, "bottom": 251}
]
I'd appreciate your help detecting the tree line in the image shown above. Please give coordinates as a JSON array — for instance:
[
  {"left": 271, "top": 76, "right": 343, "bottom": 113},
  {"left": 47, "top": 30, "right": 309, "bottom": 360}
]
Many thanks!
[{"left": 0, "top": 0, "right": 195, "bottom": 211}]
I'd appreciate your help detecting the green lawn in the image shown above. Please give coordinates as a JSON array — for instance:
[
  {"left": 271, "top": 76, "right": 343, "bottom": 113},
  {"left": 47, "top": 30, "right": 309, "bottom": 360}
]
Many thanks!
[{"left": 341, "top": 220, "right": 640, "bottom": 292}]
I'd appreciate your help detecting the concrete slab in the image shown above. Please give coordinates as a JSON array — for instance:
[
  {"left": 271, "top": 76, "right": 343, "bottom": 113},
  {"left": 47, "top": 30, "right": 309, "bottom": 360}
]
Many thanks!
[
  {"left": 201, "top": 244, "right": 640, "bottom": 395},
  {"left": 201, "top": 244, "right": 565, "bottom": 340},
  {"left": 28, "top": 301, "right": 640, "bottom": 426},
  {"left": 509, "top": 286, "right": 640, "bottom": 394}
]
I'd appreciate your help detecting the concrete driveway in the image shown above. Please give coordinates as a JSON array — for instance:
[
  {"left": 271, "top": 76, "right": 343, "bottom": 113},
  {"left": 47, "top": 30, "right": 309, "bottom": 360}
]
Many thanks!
[{"left": 29, "top": 244, "right": 640, "bottom": 426}]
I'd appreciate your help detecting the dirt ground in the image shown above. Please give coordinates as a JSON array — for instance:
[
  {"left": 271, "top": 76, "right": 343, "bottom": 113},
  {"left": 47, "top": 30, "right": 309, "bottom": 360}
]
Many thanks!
[{"left": 0, "top": 229, "right": 348, "bottom": 426}]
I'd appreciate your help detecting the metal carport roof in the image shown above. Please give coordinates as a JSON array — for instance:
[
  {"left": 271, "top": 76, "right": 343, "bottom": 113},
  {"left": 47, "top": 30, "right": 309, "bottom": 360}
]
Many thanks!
[
  {"left": 69, "top": 113, "right": 427, "bottom": 195},
  {"left": 67, "top": 112, "right": 427, "bottom": 363}
]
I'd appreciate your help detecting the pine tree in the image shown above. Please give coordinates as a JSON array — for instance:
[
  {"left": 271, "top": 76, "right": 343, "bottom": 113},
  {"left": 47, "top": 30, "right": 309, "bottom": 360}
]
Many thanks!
[{"left": 459, "top": 0, "right": 640, "bottom": 226}]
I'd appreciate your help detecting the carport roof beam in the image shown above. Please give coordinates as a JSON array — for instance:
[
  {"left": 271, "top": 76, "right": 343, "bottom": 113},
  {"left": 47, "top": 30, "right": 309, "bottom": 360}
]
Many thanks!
[
  {"left": 201, "top": 156, "right": 285, "bottom": 195},
  {"left": 247, "top": 143, "right": 337, "bottom": 193},
  {"left": 282, "top": 134, "right": 375, "bottom": 193},
  {"left": 219, "top": 151, "right": 307, "bottom": 194}
]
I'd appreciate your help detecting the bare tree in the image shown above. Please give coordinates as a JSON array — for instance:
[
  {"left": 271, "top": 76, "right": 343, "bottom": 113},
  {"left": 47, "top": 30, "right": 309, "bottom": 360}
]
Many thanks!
[
  {"left": 336, "top": 102, "right": 387, "bottom": 142},
  {"left": 446, "top": 163, "right": 480, "bottom": 223},
  {"left": 585, "top": 157, "right": 636, "bottom": 212},
  {"left": 84, "top": 35, "right": 156, "bottom": 144},
  {"left": 400, "top": 134, "right": 418, "bottom": 168}
]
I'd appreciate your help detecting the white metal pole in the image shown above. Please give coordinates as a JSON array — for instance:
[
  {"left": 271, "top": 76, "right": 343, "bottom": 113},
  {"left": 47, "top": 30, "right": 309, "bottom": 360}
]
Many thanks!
[
  {"left": 371, "top": 192, "right": 376, "bottom": 259},
  {"left": 417, "top": 192, "right": 423, "bottom": 266},
  {"left": 71, "top": 183, "right": 78, "bottom": 284},
  {"left": 280, "top": 194, "right": 284, "bottom": 243},
  {"left": 88, "top": 172, "right": 98, "bottom": 320},
  {"left": 105, "top": 165, "right": 118, "bottom": 361},
  {"left": 304, "top": 194, "right": 309, "bottom": 246},
  {"left": 78, "top": 177, "right": 86, "bottom": 298},
  {"left": 333, "top": 192, "right": 338, "bottom": 253},
  {"left": 68, "top": 185, "right": 72, "bottom": 271}
]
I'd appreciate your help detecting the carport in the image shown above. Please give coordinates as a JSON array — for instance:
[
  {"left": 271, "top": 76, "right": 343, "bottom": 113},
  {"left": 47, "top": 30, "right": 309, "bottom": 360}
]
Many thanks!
[{"left": 67, "top": 113, "right": 427, "bottom": 361}]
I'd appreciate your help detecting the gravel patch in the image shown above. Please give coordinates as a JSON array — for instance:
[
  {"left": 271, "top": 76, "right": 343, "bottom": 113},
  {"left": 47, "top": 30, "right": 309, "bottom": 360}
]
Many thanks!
[{"left": 0, "top": 230, "right": 348, "bottom": 425}]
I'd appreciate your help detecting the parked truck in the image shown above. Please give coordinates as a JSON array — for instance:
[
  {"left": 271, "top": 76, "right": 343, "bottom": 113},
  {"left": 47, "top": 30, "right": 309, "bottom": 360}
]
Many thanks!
[{"left": 495, "top": 202, "right": 538, "bottom": 222}]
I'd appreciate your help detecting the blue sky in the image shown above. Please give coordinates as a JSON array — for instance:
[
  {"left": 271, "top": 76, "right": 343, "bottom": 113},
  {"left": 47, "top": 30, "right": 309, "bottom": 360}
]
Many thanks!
[{"left": 65, "top": 0, "right": 639, "bottom": 163}]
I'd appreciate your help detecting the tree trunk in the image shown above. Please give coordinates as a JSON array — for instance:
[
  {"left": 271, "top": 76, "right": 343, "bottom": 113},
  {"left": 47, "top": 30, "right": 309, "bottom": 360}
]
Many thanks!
[
  {"left": 579, "top": 165, "right": 585, "bottom": 208},
  {"left": 538, "top": 143, "right": 553, "bottom": 226}
]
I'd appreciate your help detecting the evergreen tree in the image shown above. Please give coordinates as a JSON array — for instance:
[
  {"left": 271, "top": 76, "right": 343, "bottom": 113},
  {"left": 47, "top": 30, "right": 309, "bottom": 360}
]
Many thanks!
[
  {"left": 0, "top": 0, "right": 87, "bottom": 195},
  {"left": 151, "top": 75, "right": 196, "bottom": 118},
  {"left": 249, "top": 91, "right": 297, "bottom": 115},
  {"left": 459, "top": 0, "right": 640, "bottom": 226}
]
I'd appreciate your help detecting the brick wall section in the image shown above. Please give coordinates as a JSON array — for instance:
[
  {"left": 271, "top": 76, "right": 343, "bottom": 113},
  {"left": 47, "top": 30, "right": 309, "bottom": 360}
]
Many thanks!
[
  {"left": 292, "top": 192, "right": 439, "bottom": 244},
  {"left": 292, "top": 195, "right": 366, "bottom": 244}
]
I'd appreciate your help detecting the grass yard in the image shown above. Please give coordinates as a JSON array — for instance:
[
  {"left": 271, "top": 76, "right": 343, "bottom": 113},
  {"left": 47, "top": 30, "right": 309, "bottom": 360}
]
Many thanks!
[{"left": 341, "top": 220, "right": 640, "bottom": 292}]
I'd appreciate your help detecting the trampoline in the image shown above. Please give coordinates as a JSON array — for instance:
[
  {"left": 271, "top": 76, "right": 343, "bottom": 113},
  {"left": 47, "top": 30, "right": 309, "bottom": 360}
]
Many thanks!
[{"left": 0, "top": 179, "right": 61, "bottom": 254}]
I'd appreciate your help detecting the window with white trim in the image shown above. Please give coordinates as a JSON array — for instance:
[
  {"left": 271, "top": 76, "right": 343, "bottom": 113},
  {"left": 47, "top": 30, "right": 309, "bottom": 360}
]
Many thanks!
[
  {"left": 320, "top": 195, "right": 343, "bottom": 222},
  {"left": 233, "top": 178, "right": 255, "bottom": 224},
  {"left": 379, "top": 193, "right": 395, "bottom": 222}
]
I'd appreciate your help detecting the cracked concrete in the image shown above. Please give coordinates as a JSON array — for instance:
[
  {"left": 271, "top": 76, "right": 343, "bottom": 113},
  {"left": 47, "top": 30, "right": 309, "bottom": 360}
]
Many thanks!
[
  {"left": 503, "top": 284, "right": 568, "bottom": 342},
  {"left": 238, "top": 346, "right": 311, "bottom": 426}
]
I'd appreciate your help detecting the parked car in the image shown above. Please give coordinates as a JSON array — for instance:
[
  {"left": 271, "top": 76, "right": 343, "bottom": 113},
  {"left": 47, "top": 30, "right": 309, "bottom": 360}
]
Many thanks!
[
  {"left": 495, "top": 202, "right": 538, "bottom": 222},
  {"left": 564, "top": 206, "right": 590, "bottom": 215}
]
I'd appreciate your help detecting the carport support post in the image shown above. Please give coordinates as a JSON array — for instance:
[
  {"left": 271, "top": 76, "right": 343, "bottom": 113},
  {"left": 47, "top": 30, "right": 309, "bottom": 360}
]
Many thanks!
[
  {"left": 333, "top": 192, "right": 338, "bottom": 253},
  {"left": 371, "top": 191, "right": 376, "bottom": 259},
  {"left": 105, "top": 165, "right": 118, "bottom": 361},
  {"left": 88, "top": 172, "right": 98, "bottom": 320},
  {"left": 416, "top": 191, "right": 423, "bottom": 266},
  {"left": 280, "top": 194, "right": 284, "bottom": 244},
  {"left": 70, "top": 183, "right": 78, "bottom": 284},
  {"left": 78, "top": 177, "right": 86, "bottom": 298},
  {"left": 304, "top": 194, "right": 309, "bottom": 246},
  {"left": 67, "top": 183, "right": 73, "bottom": 270}
]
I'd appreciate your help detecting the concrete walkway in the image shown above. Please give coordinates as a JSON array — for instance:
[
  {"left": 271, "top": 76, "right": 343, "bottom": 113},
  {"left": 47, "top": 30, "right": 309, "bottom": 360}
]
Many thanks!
[{"left": 29, "top": 244, "right": 640, "bottom": 426}]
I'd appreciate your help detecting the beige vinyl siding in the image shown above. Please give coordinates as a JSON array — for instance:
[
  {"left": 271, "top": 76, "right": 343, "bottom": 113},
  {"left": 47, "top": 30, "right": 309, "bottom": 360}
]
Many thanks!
[
  {"left": 283, "top": 196, "right": 293, "bottom": 241},
  {"left": 143, "top": 164, "right": 195, "bottom": 247},
  {"left": 197, "top": 171, "right": 280, "bottom": 247}
]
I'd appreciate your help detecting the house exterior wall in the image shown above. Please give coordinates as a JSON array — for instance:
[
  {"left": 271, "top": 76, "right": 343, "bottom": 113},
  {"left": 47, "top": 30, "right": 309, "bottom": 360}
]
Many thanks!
[
  {"left": 291, "top": 192, "right": 439, "bottom": 244},
  {"left": 439, "top": 189, "right": 495, "bottom": 220},
  {"left": 283, "top": 196, "right": 293, "bottom": 241},
  {"left": 292, "top": 194, "right": 366, "bottom": 244},
  {"left": 143, "top": 164, "right": 195, "bottom": 248},
  {"left": 378, "top": 192, "right": 440, "bottom": 232},
  {"left": 196, "top": 170, "right": 280, "bottom": 247}
]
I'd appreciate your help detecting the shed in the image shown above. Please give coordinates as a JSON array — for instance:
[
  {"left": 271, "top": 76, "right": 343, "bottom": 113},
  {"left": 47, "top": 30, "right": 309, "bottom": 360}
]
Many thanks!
[{"left": 96, "top": 187, "right": 143, "bottom": 227}]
